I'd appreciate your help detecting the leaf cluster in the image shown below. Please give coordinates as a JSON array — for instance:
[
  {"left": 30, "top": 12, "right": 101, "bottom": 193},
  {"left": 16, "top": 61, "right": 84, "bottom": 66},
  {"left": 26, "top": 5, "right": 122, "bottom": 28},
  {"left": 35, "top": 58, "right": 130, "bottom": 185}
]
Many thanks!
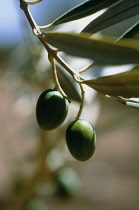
[{"left": 29, "top": 0, "right": 138, "bottom": 108}]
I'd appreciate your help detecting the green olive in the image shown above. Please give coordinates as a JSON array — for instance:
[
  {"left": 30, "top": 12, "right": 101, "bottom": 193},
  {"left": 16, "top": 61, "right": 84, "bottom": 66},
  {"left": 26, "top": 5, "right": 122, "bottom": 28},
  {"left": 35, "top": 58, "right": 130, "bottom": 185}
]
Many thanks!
[
  {"left": 56, "top": 167, "right": 81, "bottom": 197},
  {"left": 36, "top": 89, "right": 69, "bottom": 130},
  {"left": 25, "top": 198, "right": 48, "bottom": 210},
  {"left": 66, "top": 119, "right": 96, "bottom": 161}
]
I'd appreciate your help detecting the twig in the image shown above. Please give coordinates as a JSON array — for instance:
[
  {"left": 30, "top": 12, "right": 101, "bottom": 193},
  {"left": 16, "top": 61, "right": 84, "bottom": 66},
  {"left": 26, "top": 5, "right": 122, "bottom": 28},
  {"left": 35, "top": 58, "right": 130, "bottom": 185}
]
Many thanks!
[
  {"left": 19, "top": 0, "right": 84, "bottom": 82},
  {"left": 48, "top": 55, "right": 70, "bottom": 101},
  {"left": 75, "top": 83, "right": 85, "bottom": 120}
]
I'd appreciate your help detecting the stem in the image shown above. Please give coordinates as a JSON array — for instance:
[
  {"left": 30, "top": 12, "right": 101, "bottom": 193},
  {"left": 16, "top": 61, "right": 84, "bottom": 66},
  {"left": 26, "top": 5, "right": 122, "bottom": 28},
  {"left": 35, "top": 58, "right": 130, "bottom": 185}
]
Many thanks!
[
  {"left": 78, "top": 62, "right": 96, "bottom": 73},
  {"left": 48, "top": 56, "right": 68, "bottom": 99},
  {"left": 75, "top": 83, "right": 85, "bottom": 120},
  {"left": 19, "top": 0, "right": 85, "bottom": 82},
  {"left": 39, "top": 24, "right": 52, "bottom": 30},
  {"left": 113, "top": 96, "right": 139, "bottom": 104},
  {"left": 20, "top": 0, "right": 41, "bottom": 35},
  {"left": 39, "top": 38, "right": 85, "bottom": 81},
  {"left": 48, "top": 56, "right": 59, "bottom": 89}
]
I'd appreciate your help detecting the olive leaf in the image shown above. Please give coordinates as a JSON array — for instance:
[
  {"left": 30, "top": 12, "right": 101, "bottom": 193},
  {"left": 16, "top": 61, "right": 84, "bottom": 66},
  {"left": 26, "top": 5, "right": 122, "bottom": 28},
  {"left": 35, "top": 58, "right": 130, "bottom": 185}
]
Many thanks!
[
  {"left": 82, "top": 68, "right": 139, "bottom": 98},
  {"left": 82, "top": 0, "right": 139, "bottom": 35},
  {"left": 56, "top": 63, "right": 81, "bottom": 102},
  {"left": 120, "top": 20, "right": 139, "bottom": 39},
  {"left": 110, "top": 96, "right": 139, "bottom": 109},
  {"left": 41, "top": 32, "right": 139, "bottom": 65},
  {"left": 50, "top": 0, "right": 120, "bottom": 27}
]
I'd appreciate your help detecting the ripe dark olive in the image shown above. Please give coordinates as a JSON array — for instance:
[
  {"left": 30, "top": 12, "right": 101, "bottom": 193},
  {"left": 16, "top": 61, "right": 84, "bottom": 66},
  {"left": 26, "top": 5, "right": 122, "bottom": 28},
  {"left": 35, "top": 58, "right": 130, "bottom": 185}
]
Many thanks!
[
  {"left": 66, "top": 119, "right": 96, "bottom": 161},
  {"left": 36, "top": 89, "right": 69, "bottom": 130}
]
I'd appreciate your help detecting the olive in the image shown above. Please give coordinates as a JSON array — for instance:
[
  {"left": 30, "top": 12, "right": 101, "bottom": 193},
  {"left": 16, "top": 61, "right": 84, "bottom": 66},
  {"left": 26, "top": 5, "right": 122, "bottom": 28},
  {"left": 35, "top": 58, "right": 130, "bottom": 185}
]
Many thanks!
[
  {"left": 36, "top": 89, "right": 69, "bottom": 130},
  {"left": 25, "top": 198, "right": 48, "bottom": 210},
  {"left": 66, "top": 119, "right": 96, "bottom": 161},
  {"left": 56, "top": 167, "right": 81, "bottom": 197}
]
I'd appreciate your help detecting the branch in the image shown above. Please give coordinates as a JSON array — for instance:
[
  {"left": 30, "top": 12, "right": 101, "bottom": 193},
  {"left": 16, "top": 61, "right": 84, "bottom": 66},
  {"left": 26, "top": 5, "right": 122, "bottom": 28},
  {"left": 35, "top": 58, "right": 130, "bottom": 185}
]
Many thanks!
[
  {"left": 19, "top": 0, "right": 84, "bottom": 81},
  {"left": 20, "top": 0, "right": 41, "bottom": 35}
]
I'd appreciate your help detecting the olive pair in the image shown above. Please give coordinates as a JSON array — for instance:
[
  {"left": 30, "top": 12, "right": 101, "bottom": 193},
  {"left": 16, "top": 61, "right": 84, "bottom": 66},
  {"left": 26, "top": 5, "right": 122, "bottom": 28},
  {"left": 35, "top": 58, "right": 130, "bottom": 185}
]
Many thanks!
[{"left": 36, "top": 89, "right": 96, "bottom": 161}]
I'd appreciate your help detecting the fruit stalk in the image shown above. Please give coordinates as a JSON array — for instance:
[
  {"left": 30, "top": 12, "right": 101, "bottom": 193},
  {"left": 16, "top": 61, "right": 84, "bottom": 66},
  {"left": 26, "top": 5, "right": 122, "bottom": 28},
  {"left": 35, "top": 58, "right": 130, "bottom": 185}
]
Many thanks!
[
  {"left": 48, "top": 55, "right": 68, "bottom": 99},
  {"left": 75, "top": 83, "right": 85, "bottom": 120}
]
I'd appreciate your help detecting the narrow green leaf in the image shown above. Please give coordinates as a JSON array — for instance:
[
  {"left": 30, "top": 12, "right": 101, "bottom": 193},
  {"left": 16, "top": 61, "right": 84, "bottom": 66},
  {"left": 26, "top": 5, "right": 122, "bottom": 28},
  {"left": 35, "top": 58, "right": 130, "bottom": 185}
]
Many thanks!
[
  {"left": 82, "top": 0, "right": 139, "bottom": 35},
  {"left": 83, "top": 69, "right": 139, "bottom": 98},
  {"left": 119, "top": 20, "right": 139, "bottom": 39},
  {"left": 50, "top": 0, "right": 120, "bottom": 26},
  {"left": 110, "top": 96, "right": 139, "bottom": 109},
  {"left": 56, "top": 64, "right": 81, "bottom": 102},
  {"left": 41, "top": 32, "right": 139, "bottom": 65}
]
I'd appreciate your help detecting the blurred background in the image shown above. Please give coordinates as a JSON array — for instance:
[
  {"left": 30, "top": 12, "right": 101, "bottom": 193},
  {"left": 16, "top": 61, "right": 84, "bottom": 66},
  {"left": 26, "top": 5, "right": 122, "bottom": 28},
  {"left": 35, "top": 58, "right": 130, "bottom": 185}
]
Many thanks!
[{"left": 0, "top": 0, "right": 139, "bottom": 210}]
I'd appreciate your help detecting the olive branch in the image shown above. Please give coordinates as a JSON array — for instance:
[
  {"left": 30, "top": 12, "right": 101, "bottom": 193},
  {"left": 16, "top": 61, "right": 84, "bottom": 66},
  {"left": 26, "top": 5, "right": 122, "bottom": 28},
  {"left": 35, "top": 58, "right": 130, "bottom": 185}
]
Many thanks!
[
  {"left": 20, "top": 0, "right": 139, "bottom": 110},
  {"left": 10, "top": 0, "right": 139, "bottom": 208},
  {"left": 19, "top": 0, "right": 87, "bottom": 119}
]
